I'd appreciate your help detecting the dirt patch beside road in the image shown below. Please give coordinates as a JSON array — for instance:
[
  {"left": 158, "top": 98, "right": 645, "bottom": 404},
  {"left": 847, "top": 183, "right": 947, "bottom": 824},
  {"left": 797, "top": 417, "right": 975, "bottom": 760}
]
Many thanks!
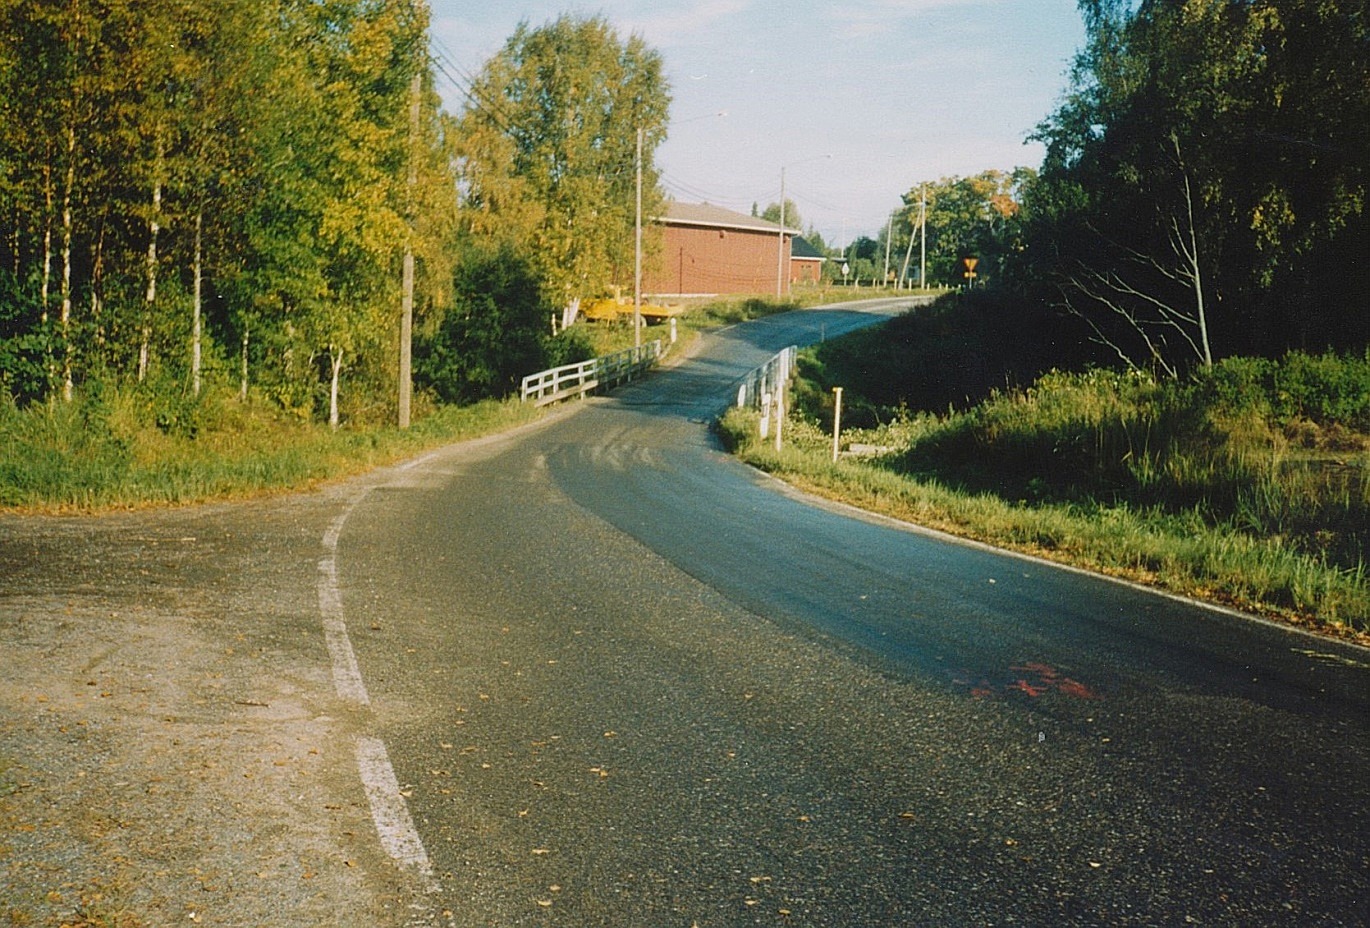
[{"left": 0, "top": 490, "right": 432, "bottom": 926}]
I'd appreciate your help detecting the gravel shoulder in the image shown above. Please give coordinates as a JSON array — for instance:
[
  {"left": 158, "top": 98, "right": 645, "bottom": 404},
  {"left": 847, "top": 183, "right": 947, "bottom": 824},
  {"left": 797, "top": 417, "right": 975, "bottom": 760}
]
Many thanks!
[{"left": 0, "top": 483, "right": 434, "bottom": 927}]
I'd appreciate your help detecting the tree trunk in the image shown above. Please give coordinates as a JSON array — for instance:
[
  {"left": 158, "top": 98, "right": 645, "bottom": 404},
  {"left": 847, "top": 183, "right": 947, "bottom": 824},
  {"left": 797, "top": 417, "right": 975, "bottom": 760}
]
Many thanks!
[
  {"left": 60, "top": 125, "right": 75, "bottom": 402},
  {"left": 139, "top": 171, "right": 161, "bottom": 384},
  {"left": 89, "top": 217, "right": 105, "bottom": 349},
  {"left": 328, "top": 345, "right": 343, "bottom": 429},
  {"left": 239, "top": 323, "right": 249, "bottom": 402},
  {"left": 192, "top": 211, "right": 203, "bottom": 396},
  {"left": 40, "top": 157, "right": 54, "bottom": 397},
  {"left": 1175, "top": 136, "right": 1212, "bottom": 368}
]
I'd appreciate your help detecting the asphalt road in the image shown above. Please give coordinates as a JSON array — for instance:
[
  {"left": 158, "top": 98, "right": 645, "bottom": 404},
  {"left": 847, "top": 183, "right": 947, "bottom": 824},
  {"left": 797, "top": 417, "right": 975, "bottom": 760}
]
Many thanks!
[{"left": 339, "top": 301, "right": 1370, "bottom": 926}]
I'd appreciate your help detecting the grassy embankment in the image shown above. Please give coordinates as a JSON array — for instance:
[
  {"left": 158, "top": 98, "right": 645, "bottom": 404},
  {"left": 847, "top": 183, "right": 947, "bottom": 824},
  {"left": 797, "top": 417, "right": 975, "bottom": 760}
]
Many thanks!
[
  {"left": 719, "top": 304, "right": 1370, "bottom": 638},
  {"left": 0, "top": 292, "right": 842, "bottom": 513}
]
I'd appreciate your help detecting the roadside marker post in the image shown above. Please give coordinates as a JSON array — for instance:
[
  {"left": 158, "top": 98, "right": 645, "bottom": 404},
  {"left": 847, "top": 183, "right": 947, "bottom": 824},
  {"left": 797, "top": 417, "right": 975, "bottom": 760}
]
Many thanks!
[
  {"left": 774, "top": 380, "right": 784, "bottom": 451},
  {"left": 832, "top": 387, "right": 844, "bottom": 462}
]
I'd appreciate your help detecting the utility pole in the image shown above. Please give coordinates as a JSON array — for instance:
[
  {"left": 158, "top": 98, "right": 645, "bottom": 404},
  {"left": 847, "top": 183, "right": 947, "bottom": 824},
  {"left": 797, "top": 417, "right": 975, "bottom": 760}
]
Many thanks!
[
  {"left": 900, "top": 208, "right": 916, "bottom": 286},
  {"left": 634, "top": 127, "right": 643, "bottom": 349},
  {"left": 775, "top": 167, "right": 786, "bottom": 299},
  {"left": 883, "top": 215, "right": 892, "bottom": 286},
  {"left": 919, "top": 183, "right": 927, "bottom": 291},
  {"left": 398, "top": 67, "right": 420, "bottom": 429}
]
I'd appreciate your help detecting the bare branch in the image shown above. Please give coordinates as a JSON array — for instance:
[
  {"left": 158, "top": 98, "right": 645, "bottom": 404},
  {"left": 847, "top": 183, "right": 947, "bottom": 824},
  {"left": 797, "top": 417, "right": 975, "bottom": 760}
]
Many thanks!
[{"left": 1062, "top": 133, "right": 1213, "bottom": 375}]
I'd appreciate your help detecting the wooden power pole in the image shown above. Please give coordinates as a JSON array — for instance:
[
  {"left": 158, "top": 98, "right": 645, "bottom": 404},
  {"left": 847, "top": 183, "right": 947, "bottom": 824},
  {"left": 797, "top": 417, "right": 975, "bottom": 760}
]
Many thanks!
[{"left": 398, "top": 67, "right": 420, "bottom": 429}]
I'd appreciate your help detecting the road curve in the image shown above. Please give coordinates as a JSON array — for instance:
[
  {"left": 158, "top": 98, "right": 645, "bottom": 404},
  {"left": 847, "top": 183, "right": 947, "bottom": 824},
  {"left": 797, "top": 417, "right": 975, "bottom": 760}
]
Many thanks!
[{"left": 341, "top": 300, "right": 1370, "bottom": 926}]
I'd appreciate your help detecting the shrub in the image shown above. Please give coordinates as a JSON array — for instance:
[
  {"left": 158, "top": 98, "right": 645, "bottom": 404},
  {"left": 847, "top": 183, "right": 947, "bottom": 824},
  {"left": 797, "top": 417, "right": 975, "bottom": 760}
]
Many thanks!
[
  {"left": 1272, "top": 350, "right": 1370, "bottom": 429},
  {"left": 415, "top": 243, "right": 552, "bottom": 403}
]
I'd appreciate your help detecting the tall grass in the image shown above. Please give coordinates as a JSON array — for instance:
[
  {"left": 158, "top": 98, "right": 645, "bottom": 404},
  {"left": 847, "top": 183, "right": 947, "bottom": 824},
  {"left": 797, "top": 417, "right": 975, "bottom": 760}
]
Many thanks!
[
  {"left": 0, "top": 384, "right": 541, "bottom": 511},
  {"left": 0, "top": 294, "right": 820, "bottom": 513},
  {"left": 729, "top": 350, "right": 1370, "bottom": 635}
]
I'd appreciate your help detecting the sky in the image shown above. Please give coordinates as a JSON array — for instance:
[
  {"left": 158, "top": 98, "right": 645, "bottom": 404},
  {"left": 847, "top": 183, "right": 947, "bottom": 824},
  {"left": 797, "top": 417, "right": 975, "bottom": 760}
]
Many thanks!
[{"left": 429, "top": 1, "right": 1086, "bottom": 248}]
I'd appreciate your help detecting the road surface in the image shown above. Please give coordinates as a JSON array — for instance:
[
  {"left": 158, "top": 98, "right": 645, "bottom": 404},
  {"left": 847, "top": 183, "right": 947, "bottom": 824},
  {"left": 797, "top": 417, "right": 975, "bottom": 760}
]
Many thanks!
[
  {"left": 334, "top": 300, "right": 1370, "bottom": 925},
  {"left": 4, "top": 299, "right": 1364, "bottom": 926}
]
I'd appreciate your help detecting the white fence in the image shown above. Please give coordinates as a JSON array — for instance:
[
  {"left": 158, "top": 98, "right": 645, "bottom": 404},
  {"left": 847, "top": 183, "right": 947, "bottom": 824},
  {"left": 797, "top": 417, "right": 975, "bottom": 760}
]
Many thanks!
[
  {"left": 520, "top": 340, "right": 663, "bottom": 406},
  {"left": 734, "top": 345, "right": 797, "bottom": 411},
  {"left": 734, "top": 346, "right": 798, "bottom": 442}
]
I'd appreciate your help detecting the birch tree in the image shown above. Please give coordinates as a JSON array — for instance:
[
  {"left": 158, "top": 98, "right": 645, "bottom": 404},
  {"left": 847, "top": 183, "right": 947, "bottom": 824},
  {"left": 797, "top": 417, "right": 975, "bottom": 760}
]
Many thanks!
[{"left": 455, "top": 15, "right": 671, "bottom": 309}]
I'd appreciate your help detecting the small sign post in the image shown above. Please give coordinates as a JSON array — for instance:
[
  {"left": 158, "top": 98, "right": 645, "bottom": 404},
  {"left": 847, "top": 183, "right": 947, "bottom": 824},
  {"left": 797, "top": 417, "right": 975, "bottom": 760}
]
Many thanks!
[{"left": 962, "top": 256, "right": 979, "bottom": 288}]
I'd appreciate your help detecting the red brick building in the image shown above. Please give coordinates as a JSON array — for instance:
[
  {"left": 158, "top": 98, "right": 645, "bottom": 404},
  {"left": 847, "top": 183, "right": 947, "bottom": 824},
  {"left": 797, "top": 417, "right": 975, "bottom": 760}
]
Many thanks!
[
  {"left": 644, "top": 202, "right": 817, "bottom": 298},
  {"left": 790, "top": 234, "right": 826, "bottom": 285}
]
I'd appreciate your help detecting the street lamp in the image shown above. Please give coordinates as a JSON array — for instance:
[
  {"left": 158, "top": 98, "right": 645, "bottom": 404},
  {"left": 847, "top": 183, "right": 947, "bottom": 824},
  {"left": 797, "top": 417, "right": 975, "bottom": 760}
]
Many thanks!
[{"left": 775, "top": 155, "right": 830, "bottom": 299}]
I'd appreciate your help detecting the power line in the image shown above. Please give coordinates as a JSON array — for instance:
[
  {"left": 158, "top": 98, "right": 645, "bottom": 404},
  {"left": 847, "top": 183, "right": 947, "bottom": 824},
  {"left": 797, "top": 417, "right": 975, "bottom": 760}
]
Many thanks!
[{"left": 428, "top": 34, "right": 521, "bottom": 134}]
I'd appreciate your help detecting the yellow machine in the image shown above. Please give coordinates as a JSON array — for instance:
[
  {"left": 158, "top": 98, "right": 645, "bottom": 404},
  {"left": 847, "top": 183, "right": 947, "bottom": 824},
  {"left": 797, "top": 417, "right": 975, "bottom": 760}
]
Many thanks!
[{"left": 582, "top": 295, "right": 683, "bottom": 325}]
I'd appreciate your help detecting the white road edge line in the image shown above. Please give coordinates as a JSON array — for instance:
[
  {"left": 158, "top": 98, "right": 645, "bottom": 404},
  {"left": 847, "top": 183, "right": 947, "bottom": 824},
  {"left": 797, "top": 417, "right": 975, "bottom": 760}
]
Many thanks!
[
  {"left": 320, "top": 493, "right": 372, "bottom": 706},
  {"left": 320, "top": 489, "right": 439, "bottom": 896},
  {"left": 357, "top": 736, "right": 438, "bottom": 888}
]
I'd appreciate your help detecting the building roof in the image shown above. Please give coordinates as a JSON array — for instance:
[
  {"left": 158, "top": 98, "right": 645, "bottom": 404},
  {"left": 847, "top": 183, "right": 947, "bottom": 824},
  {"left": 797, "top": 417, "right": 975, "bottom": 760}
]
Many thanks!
[
  {"left": 659, "top": 200, "right": 801, "bottom": 235},
  {"left": 790, "top": 236, "right": 826, "bottom": 262}
]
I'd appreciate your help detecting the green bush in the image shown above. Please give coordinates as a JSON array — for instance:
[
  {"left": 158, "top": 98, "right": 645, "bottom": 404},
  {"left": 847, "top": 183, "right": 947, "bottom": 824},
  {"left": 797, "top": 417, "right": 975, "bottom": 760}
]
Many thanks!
[
  {"left": 789, "top": 338, "right": 1370, "bottom": 579},
  {"left": 415, "top": 243, "right": 553, "bottom": 403},
  {"left": 545, "top": 325, "right": 597, "bottom": 369},
  {"left": 1272, "top": 350, "right": 1370, "bottom": 429},
  {"left": 0, "top": 269, "right": 50, "bottom": 406}
]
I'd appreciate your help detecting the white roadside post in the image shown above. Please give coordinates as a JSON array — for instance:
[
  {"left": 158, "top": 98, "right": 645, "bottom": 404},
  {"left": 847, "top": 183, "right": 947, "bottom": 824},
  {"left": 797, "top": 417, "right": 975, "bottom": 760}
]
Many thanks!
[
  {"left": 774, "top": 360, "right": 788, "bottom": 452},
  {"left": 832, "top": 387, "right": 843, "bottom": 462},
  {"left": 774, "top": 384, "right": 784, "bottom": 451}
]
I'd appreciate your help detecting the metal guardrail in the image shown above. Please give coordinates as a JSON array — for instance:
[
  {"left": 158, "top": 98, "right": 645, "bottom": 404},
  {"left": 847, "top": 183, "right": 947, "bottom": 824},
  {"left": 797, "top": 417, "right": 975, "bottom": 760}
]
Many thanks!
[
  {"left": 520, "top": 339, "right": 663, "bottom": 406},
  {"left": 734, "top": 345, "right": 797, "bottom": 411},
  {"left": 734, "top": 346, "right": 798, "bottom": 442}
]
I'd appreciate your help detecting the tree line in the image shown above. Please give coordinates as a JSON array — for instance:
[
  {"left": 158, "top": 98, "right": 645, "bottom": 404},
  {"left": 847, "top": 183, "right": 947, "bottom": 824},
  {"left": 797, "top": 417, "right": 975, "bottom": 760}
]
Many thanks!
[
  {"left": 0, "top": 3, "right": 669, "bottom": 420},
  {"left": 871, "top": 0, "right": 1367, "bottom": 378},
  {"left": 1024, "top": 0, "right": 1369, "bottom": 373},
  {"left": 4, "top": 0, "right": 1361, "bottom": 423}
]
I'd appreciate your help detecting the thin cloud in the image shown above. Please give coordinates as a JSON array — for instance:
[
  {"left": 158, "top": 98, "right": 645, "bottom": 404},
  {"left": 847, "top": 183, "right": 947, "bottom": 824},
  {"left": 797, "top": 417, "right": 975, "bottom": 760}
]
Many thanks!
[
  {"left": 616, "top": 0, "right": 755, "bottom": 43},
  {"left": 825, "top": 0, "right": 986, "bottom": 39}
]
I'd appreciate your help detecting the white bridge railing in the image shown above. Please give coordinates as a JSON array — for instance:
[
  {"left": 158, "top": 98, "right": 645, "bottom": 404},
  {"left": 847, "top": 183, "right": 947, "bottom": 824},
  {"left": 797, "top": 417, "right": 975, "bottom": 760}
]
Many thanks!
[
  {"left": 734, "top": 346, "right": 797, "bottom": 441},
  {"left": 734, "top": 345, "right": 797, "bottom": 411},
  {"left": 520, "top": 339, "right": 663, "bottom": 406}
]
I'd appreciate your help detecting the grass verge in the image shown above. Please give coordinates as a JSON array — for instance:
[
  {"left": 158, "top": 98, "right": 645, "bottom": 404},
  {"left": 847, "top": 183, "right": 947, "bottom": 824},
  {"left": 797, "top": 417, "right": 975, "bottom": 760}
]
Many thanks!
[
  {"left": 0, "top": 292, "right": 832, "bottom": 514},
  {"left": 0, "top": 389, "right": 543, "bottom": 513},
  {"left": 720, "top": 406, "right": 1370, "bottom": 640}
]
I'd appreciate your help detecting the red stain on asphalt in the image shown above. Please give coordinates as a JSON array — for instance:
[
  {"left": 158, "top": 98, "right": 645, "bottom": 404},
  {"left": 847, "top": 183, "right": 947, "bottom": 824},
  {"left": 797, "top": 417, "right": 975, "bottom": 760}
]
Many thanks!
[
  {"left": 1007, "top": 679, "right": 1048, "bottom": 697},
  {"left": 959, "top": 662, "right": 1100, "bottom": 700},
  {"left": 1017, "top": 662, "right": 1059, "bottom": 680},
  {"left": 1055, "top": 678, "right": 1099, "bottom": 699}
]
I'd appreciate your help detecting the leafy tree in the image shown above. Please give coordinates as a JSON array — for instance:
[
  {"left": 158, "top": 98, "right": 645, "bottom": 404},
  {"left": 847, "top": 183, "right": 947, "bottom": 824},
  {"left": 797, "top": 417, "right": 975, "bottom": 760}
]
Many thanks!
[
  {"left": 891, "top": 170, "right": 1033, "bottom": 287},
  {"left": 0, "top": 0, "right": 451, "bottom": 423},
  {"left": 1025, "top": 0, "right": 1370, "bottom": 370},
  {"left": 760, "top": 199, "right": 802, "bottom": 231},
  {"left": 0, "top": 269, "right": 48, "bottom": 403},
  {"left": 415, "top": 243, "right": 551, "bottom": 404},
  {"left": 847, "top": 236, "right": 880, "bottom": 262},
  {"left": 455, "top": 14, "right": 671, "bottom": 310}
]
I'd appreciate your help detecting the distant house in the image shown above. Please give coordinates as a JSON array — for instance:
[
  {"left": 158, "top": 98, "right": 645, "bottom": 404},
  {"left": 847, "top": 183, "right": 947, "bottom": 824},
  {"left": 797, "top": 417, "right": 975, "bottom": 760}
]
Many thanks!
[
  {"left": 644, "top": 201, "right": 803, "bottom": 298},
  {"left": 790, "top": 236, "right": 826, "bottom": 285}
]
